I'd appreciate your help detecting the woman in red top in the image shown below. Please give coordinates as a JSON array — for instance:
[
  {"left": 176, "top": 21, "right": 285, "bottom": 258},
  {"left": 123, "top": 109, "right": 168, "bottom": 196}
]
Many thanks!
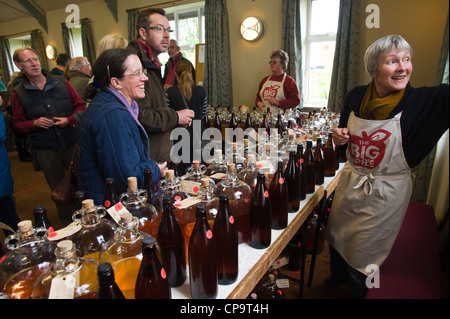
[{"left": 255, "top": 50, "right": 300, "bottom": 112}]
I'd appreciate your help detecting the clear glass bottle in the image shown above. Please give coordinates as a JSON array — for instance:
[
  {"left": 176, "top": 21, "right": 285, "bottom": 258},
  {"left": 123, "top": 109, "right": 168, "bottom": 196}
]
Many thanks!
[
  {"left": 97, "top": 262, "right": 125, "bottom": 299},
  {"left": 30, "top": 240, "right": 98, "bottom": 299},
  {"left": 98, "top": 212, "right": 150, "bottom": 299},
  {"left": 214, "top": 163, "right": 252, "bottom": 243},
  {"left": 69, "top": 199, "right": 117, "bottom": 261},
  {"left": 0, "top": 220, "right": 55, "bottom": 299},
  {"left": 159, "top": 169, "right": 189, "bottom": 207},
  {"left": 206, "top": 149, "right": 228, "bottom": 184},
  {"left": 237, "top": 154, "right": 266, "bottom": 192},
  {"left": 189, "top": 204, "right": 218, "bottom": 299},
  {"left": 135, "top": 236, "right": 172, "bottom": 299},
  {"left": 120, "top": 176, "right": 161, "bottom": 239}
]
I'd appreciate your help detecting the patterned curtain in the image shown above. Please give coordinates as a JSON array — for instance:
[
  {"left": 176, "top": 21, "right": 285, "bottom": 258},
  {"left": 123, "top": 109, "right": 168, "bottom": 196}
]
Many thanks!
[
  {"left": 127, "top": 9, "right": 141, "bottom": 42},
  {"left": 81, "top": 19, "right": 96, "bottom": 65},
  {"left": 0, "top": 37, "right": 13, "bottom": 83},
  {"left": 204, "top": 0, "right": 233, "bottom": 108},
  {"left": 30, "top": 30, "right": 49, "bottom": 71},
  {"left": 327, "top": 0, "right": 360, "bottom": 112},
  {"left": 281, "top": 0, "right": 303, "bottom": 108},
  {"left": 61, "top": 23, "right": 73, "bottom": 58}
]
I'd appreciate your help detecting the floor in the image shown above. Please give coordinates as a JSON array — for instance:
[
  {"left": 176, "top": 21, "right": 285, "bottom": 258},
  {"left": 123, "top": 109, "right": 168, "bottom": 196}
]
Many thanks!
[{"left": 5, "top": 149, "right": 449, "bottom": 299}]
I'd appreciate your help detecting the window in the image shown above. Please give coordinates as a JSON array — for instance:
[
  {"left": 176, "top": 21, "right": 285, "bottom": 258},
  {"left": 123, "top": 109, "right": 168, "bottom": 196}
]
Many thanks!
[
  {"left": 9, "top": 35, "right": 31, "bottom": 72},
  {"left": 158, "top": 2, "right": 205, "bottom": 72},
  {"left": 304, "top": 0, "right": 339, "bottom": 106},
  {"left": 67, "top": 25, "right": 84, "bottom": 58}
]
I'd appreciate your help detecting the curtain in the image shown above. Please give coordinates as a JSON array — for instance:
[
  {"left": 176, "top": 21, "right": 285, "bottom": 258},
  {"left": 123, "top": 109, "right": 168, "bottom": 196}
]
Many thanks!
[
  {"left": 327, "top": 0, "right": 360, "bottom": 112},
  {"left": 81, "top": 19, "right": 96, "bottom": 65},
  {"left": 281, "top": 0, "right": 303, "bottom": 108},
  {"left": 127, "top": 9, "right": 141, "bottom": 42},
  {"left": 30, "top": 30, "right": 48, "bottom": 71},
  {"left": 61, "top": 23, "right": 73, "bottom": 58},
  {"left": 0, "top": 37, "right": 13, "bottom": 84},
  {"left": 204, "top": 0, "right": 233, "bottom": 108}
]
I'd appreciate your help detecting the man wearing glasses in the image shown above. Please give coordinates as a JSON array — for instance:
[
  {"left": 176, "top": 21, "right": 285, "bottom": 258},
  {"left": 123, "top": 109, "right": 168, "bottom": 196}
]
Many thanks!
[
  {"left": 11, "top": 47, "right": 86, "bottom": 225},
  {"left": 128, "top": 8, "right": 195, "bottom": 163}
]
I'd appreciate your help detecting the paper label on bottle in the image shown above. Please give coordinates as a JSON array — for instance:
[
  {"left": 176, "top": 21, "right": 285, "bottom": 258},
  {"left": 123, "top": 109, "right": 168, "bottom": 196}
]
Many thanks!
[
  {"left": 273, "top": 257, "right": 288, "bottom": 269},
  {"left": 107, "top": 202, "right": 131, "bottom": 225},
  {"left": 276, "top": 278, "right": 290, "bottom": 289},
  {"left": 49, "top": 274, "right": 76, "bottom": 299},
  {"left": 209, "top": 173, "right": 227, "bottom": 180},
  {"left": 256, "top": 160, "right": 274, "bottom": 173},
  {"left": 180, "top": 180, "right": 202, "bottom": 195},
  {"left": 48, "top": 222, "right": 82, "bottom": 241},
  {"left": 174, "top": 197, "right": 201, "bottom": 209}
]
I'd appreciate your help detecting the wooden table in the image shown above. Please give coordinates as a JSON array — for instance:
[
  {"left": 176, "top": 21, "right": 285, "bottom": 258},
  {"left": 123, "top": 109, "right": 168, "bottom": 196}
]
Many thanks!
[{"left": 172, "top": 165, "right": 343, "bottom": 299}]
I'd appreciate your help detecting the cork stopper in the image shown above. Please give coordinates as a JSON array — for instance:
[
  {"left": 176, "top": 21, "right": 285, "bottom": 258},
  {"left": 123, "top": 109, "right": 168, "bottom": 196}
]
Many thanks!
[
  {"left": 227, "top": 163, "right": 236, "bottom": 172},
  {"left": 232, "top": 142, "right": 237, "bottom": 150},
  {"left": 17, "top": 220, "right": 33, "bottom": 233},
  {"left": 192, "top": 160, "right": 201, "bottom": 169},
  {"left": 120, "top": 212, "right": 133, "bottom": 223},
  {"left": 82, "top": 199, "right": 95, "bottom": 209},
  {"left": 166, "top": 169, "right": 174, "bottom": 179},
  {"left": 201, "top": 177, "right": 210, "bottom": 187},
  {"left": 57, "top": 240, "right": 73, "bottom": 252},
  {"left": 127, "top": 177, "right": 137, "bottom": 191},
  {"left": 247, "top": 154, "right": 256, "bottom": 163}
]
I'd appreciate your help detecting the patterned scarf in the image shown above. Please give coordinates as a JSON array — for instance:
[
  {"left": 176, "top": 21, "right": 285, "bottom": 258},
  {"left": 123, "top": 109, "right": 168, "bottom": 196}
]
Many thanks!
[
  {"left": 359, "top": 82, "right": 405, "bottom": 120},
  {"left": 137, "top": 39, "right": 162, "bottom": 69}
]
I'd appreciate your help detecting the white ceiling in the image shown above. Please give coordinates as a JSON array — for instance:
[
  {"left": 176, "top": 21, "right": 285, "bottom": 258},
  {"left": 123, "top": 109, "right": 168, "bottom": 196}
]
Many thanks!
[{"left": 0, "top": 0, "right": 88, "bottom": 23}]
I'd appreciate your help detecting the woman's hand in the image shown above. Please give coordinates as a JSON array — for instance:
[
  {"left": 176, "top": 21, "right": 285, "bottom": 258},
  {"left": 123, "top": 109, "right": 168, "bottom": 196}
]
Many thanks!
[
  {"left": 332, "top": 127, "right": 350, "bottom": 146},
  {"left": 158, "top": 161, "right": 168, "bottom": 178},
  {"left": 267, "top": 97, "right": 279, "bottom": 106}
]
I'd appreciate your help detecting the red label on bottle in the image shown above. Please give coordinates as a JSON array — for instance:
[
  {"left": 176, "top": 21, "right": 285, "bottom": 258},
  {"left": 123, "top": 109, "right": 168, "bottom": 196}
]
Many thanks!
[
  {"left": 264, "top": 191, "right": 269, "bottom": 198},
  {"left": 114, "top": 203, "right": 123, "bottom": 210},
  {"left": 206, "top": 230, "right": 213, "bottom": 239},
  {"left": 193, "top": 186, "right": 199, "bottom": 194},
  {"left": 257, "top": 164, "right": 263, "bottom": 169},
  {"left": 174, "top": 195, "right": 182, "bottom": 202},
  {"left": 104, "top": 200, "right": 111, "bottom": 208},
  {"left": 174, "top": 203, "right": 181, "bottom": 208},
  {"left": 161, "top": 268, "right": 167, "bottom": 279},
  {"left": 229, "top": 216, "right": 235, "bottom": 224},
  {"left": 279, "top": 178, "right": 284, "bottom": 184},
  {"left": 48, "top": 230, "right": 57, "bottom": 238},
  {"left": 300, "top": 159, "right": 304, "bottom": 164}
]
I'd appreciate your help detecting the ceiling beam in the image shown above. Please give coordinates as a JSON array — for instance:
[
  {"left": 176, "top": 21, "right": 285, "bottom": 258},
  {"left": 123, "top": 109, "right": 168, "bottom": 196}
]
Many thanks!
[
  {"left": 16, "top": 0, "right": 48, "bottom": 33},
  {"left": 103, "top": 0, "right": 118, "bottom": 23}
]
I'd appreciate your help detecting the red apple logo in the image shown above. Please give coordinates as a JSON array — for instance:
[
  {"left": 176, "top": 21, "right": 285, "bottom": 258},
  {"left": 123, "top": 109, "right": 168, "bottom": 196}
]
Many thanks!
[
  {"left": 349, "top": 129, "right": 392, "bottom": 169},
  {"left": 262, "top": 85, "right": 281, "bottom": 100}
]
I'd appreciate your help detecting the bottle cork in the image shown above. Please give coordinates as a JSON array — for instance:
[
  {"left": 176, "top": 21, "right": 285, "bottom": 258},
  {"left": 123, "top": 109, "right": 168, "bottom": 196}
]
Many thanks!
[
  {"left": 227, "top": 163, "right": 235, "bottom": 172},
  {"left": 82, "top": 199, "right": 95, "bottom": 209},
  {"left": 127, "top": 176, "right": 138, "bottom": 191},
  {"left": 201, "top": 177, "right": 210, "bottom": 187},
  {"left": 166, "top": 169, "right": 174, "bottom": 180},
  {"left": 57, "top": 240, "right": 73, "bottom": 252},
  {"left": 17, "top": 220, "right": 33, "bottom": 233},
  {"left": 121, "top": 212, "right": 133, "bottom": 223}
]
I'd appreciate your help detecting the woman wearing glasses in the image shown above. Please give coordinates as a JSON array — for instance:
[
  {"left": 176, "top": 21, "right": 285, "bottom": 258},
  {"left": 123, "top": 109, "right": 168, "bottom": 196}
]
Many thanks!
[
  {"left": 78, "top": 49, "right": 167, "bottom": 205},
  {"left": 255, "top": 49, "right": 300, "bottom": 113}
]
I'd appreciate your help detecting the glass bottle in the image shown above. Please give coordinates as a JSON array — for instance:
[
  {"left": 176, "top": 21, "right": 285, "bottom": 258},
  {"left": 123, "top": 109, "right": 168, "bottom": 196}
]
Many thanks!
[
  {"left": 98, "top": 212, "right": 150, "bottom": 299},
  {"left": 275, "top": 113, "right": 284, "bottom": 135},
  {"left": 30, "top": 240, "right": 98, "bottom": 299},
  {"left": 144, "top": 167, "right": 163, "bottom": 213},
  {"left": 206, "top": 149, "right": 227, "bottom": 183},
  {"left": 184, "top": 160, "right": 215, "bottom": 188},
  {"left": 103, "top": 177, "right": 119, "bottom": 210},
  {"left": 74, "top": 191, "right": 85, "bottom": 211},
  {"left": 237, "top": 154, "right": 267, "bottom": 192},
  {"left": 284, "top": 150, "right": 301, "bottom": 213},
  {"left": 226, "top": 142, "right": 246, "bottom": 172},
  {"left": 120, "top": 176, "right": 161, "bottom": 239},
  {"left": 314, "top": 138, "right": 325, "bottom": 185},
  {"left": 160, "top": 169, "right": 189, "bottom": 207},
  {"left": 69, "top": 199, "right": 117, "bottom": 261},
  {"left": 214, "top": 193, "right": 238, "bottom": 285},
  {"left": 189, "top": 204, "right": 218, "bottom": 299},
  {"left": 0, "top": 220, "right": 55, "bottom": 299},
  {"left": 97, "top": 262, "right": 125, "bottom": 299},
  {"left": 323, "top": 131, "right": 336, "bottom": 177},
  {"left": 296, "top": 143, "right": 307, "bottom": 200},
  {"left": 250, "top": 173, "right": 272, "bottom": 249},
  {"left": 214, "top": 163, "right": 252, "bottom": 243},
  {"left": 304, "top": 140, "right": 316, "bottom": 194},
  {"left": 157, "top": 195, "right": 186, "bottom": 287},
  {"left": 33, "top": 205, "right": 53, "bottom": 230},
  {"left": 135, "top": 236, "right": 171, "bottom": 299},
  {"left": 260, "top": 113, "right": 271, "bottom": 136},
  {"left": 269, "top": 160, "right": 289, "bottom": 230}
]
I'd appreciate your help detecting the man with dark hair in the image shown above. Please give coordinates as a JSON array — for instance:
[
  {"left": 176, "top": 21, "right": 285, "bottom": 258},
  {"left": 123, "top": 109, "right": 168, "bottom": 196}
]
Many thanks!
[
  {"left": 128, "top": 8, "right": 194, "bottom": 163},
  {"left": 50, "top": 53, "right": 72, "bottom": 77}
]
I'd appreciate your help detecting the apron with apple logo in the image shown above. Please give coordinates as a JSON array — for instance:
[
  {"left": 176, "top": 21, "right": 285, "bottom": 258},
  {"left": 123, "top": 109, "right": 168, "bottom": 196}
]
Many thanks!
[
  {"left": 259, "top": 73, "right": 287, "bottom": 113},
  {"left": 326, "top": 111, "right": 412, "bottom": 274}
]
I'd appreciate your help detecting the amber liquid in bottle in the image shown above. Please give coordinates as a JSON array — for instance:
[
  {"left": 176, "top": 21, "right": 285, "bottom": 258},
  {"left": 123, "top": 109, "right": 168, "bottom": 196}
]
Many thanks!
[
  {"left": 296, "top": 144, "right": 307, "bottom": 200},
  {"left": 250, "top": 173, "right": 272, "bottom": 249},
  {"left": 304, "top": 140, "right": 316, "bottom": 194},
  {"left": 135, "top": 236, "right": 172, "bottom": 299},
  {"left": 269, "top": 161, "right": 289, "bottom": 229},
  {"left": 157, "top": 196, "right": 186, "bottom": 287},
  {"left": 97, "top": 262, "right": 125, "bottom": 299},
  {"left": 284, "top": 150, "right": 301, "bottom": 213},
  {"left": 189, "top": 204, "right": 218, "bottom": 299},
  {"left": 314, "top": 138, "right": 325, "bottom": 185},
  {"left": 323, "top": 131, "right": 336, "bottom": 177},
  {"left": 214, "top": 193, "right": 238, "bottom": 285}
]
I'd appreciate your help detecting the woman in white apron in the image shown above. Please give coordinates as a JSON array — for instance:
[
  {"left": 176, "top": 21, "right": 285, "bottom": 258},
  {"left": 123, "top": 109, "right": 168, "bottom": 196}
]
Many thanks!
[
  {"left": 255, "top": 50, "right": 300, "bottom": 113},
  {"left": 326, "top": 35, "right": 449, "bottom": 298}
]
